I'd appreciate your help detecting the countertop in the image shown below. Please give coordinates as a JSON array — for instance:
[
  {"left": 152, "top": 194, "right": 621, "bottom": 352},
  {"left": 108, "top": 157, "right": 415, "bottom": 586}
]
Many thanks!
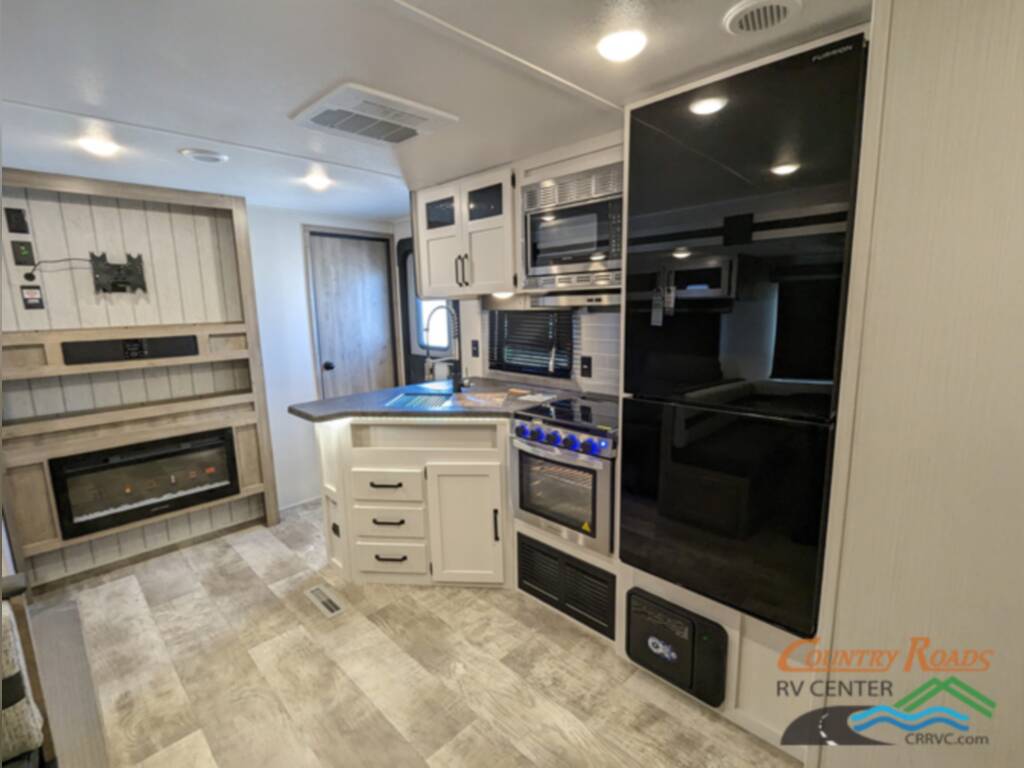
[{"left": 288, "top": 378, "right": 570, "bottom": 423}]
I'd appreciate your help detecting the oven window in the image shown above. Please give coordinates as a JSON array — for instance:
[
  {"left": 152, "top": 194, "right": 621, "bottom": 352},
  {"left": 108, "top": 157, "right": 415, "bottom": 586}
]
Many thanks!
[
  {"left": 519, "top": 453, "right": 597, "bottom": 537},
  {"left": 529, "top": 199, "right": 617, "bottom": 267}
]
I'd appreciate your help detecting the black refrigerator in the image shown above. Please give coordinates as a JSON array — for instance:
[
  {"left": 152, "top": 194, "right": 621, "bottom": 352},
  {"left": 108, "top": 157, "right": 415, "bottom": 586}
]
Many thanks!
[{"left": 620, "top": 35, "right": 868, "bottom": 637}]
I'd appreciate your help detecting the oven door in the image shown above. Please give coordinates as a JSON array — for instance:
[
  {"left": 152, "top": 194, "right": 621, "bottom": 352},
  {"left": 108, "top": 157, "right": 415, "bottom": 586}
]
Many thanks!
[
  {"left": 526, "top": 197, "right": 622, "bottom": 276},
  {"left": 512, "top": 438, "right": 613, "bottom": 553}
]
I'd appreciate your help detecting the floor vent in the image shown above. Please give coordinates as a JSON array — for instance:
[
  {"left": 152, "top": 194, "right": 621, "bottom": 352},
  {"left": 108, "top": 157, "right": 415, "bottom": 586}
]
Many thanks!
[
  {"left": 723, "top": 0, "right": 800, "bottom": 35},
  {"left": 305, "top": 585, "right": 344, "bottom": 617},
  {"left": 293, "top": 83, "right": 458, "bottom": 145},
  {"left": 517, "top": 534, "right": 615, "bottom": 639}
]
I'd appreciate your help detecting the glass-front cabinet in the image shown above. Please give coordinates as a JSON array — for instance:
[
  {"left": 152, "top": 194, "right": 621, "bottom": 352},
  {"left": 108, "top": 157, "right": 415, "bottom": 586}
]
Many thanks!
[{"left": 414, "top": 166, "right": 515, "bottom": 298}]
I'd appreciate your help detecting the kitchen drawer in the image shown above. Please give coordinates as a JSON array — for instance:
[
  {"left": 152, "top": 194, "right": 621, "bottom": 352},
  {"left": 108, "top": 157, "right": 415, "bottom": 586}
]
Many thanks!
[
  {"left": 353, "top": 505, "right": 426, "bottom": 539},
  {"left": 354, "top": 541, "right": 427, "bottom": 574},
  {"left": 351, "top": 468, "right": 423, "bottom": 502}
]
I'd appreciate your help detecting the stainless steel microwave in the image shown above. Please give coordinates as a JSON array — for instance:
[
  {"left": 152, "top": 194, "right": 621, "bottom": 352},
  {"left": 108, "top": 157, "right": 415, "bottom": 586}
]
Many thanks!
[{"left": 522, "top": 163, "right": 623, "bottom": 291}]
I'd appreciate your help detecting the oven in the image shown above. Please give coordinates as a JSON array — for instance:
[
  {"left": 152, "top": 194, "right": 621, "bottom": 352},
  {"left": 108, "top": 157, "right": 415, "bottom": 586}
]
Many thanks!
[
  {"left": 512, "top": 437, "right": 614, "bottom": 554},
  {"left": 522, "top": 163, "right": 623, "bottom": 290}
]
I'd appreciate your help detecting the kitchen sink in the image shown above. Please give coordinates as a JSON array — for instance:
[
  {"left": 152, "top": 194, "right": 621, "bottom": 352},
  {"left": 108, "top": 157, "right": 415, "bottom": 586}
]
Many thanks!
[{"left": 386, "top": 393, "right": 452, "bottom": 410}]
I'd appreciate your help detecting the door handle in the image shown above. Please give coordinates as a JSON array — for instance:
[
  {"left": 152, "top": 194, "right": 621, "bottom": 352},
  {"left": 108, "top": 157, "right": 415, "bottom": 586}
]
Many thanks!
[
  {"left": 322, "top": 361, "right": 335, "bottom": 371},
  {"left": 374, "top": 554, "right": 408, "bottom": 563},
  {"left": 493, "top": 508, "right": 500, "bottom": 542},
  {"left": 372, "top": 518, "right": 406, "bottom": 527},
  {"left": 369, "top": 481, "right": 403, "bottom": 489}
]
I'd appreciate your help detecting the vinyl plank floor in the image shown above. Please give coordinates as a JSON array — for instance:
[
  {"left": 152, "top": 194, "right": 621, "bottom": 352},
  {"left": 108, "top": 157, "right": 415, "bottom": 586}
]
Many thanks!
[{"left": 29, "top": 508, "right": 796, "bottom": 768}]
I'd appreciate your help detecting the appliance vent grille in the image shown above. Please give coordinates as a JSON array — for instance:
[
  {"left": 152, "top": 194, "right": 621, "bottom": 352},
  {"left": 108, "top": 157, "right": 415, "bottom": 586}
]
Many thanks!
[
  {"left": 294, "top": 83, "right": 458, "bottom": 146},
  {"left": 522, "top": 163, "right": 623, "bottom": 212},
  {"left": 723, "top": 0, "right": 800, "bottom": 35}
]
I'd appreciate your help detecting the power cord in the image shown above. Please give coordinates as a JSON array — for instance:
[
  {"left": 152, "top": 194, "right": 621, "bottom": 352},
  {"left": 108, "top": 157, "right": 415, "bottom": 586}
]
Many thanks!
[{"left": 22, "top": 257, "right": 93, "bottom": 281}]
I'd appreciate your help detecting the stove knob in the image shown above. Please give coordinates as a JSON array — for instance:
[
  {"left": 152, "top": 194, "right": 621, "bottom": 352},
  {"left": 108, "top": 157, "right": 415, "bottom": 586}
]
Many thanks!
[
  {"left": 515, "top": 424, "right": 530, "bottom": 439},
  {"left": 530, "top": 426, "right": 545, "bottom": 442},
  {"left": 581, "top": 438, "right": 598, "bottom": 455},
  {"left": 561, "top": 434, "right": 579, "bottom": 451},
  {"left": 546, "top": 431, "right": 562, "bottom": 446}
]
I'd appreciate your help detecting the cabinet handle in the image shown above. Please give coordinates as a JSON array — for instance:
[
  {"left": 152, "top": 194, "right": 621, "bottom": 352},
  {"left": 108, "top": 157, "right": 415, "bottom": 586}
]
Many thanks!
[
  {"left": 372, "top": 518, "right": 406, "bottom": 527},
  {"left": 463, "top": 252, "right": 471, "bottom": 286},
  {"left": 457, "top": 254, "right": 468, "bottom": 286},
  {"left": 493, "top": 508, "right": 500, "bottom": 542},
  {"left": 374, "top": 554, "right": 408, "bottom": 563},
  {"left": 454, "top": 254, "right": 462, "bottom": 286},
  {"left": 369, "top": 481, "right": 403, "bottom": 489}
]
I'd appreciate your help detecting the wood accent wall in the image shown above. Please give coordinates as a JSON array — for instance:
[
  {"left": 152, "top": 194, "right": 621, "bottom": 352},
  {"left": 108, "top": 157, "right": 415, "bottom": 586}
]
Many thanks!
[{"left": 1, "top": 169, "right": 279, "bottom": 584}]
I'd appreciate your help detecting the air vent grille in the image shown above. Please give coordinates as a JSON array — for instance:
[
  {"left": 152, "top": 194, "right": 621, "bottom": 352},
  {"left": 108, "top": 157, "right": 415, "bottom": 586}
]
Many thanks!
[
  {"left": 305, "top": 585, "right": 344, "bottom": 617},
  {"left": 522, "top": 163, "right": 622, "bottom": 212},
  {"left": 294, "top": 83, "right": 458, "bottom": 146},
  {"left": 517, "top": 534, "right": 615, "bottom": 638},
  {"left": 723, "top": 0, "right": 800, "bottom": 35}
]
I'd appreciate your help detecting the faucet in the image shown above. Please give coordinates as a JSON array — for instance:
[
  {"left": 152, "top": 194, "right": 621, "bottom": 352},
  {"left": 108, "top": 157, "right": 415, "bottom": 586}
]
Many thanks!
[{"left": 424, "top": 303, "right": 463, "bottom": 392}]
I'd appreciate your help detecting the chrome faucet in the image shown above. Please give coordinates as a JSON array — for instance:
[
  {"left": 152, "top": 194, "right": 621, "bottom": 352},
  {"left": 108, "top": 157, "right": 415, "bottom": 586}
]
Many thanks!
[{"left": 424, "top": 303, "right": 463, "bottom": 392}]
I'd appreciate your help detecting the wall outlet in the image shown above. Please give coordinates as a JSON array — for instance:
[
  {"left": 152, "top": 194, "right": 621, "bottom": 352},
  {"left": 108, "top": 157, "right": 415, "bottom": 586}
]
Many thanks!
[
  {"left": 471, "top": 339, "right": 480, "bottom": 358},
  {"left": 580, "top": 356, "right": 593, "bottom": 378}
]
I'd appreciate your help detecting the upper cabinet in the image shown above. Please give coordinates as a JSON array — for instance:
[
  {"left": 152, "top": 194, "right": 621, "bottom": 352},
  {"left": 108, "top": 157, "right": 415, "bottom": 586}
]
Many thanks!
[{"left": 414, "top": 166, "right": 515, "bottom": 298}]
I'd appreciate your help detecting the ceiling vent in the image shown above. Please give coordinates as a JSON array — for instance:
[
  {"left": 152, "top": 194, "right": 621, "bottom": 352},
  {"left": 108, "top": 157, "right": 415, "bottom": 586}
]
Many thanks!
[
  {"left": 723, "top": 0, "right": 801, "bottom": 35},
  {"left": 292, "top": 83, "right": 458, "bottom": 145}
]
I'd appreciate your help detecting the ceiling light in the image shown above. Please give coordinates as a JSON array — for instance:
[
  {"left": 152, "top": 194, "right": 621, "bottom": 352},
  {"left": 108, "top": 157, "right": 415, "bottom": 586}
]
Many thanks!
[
  {"left": 771, "top": 163, "right": 800, "bottom": 176},
  {"left": 541, "top": 214, "right": 556, "bottom": 223},
  {"left": 672, "top": 247, "right": 692, "bottom": 259},
  {"left": 590, "top": 252, "right": 608, "bottom": 262},
  {"left": 597, "top": 30, "right": 647, "bottom": 62},
  {"left": 303, "top": 167, "right": 333, "bottom": 191},
  {"left": 179, "top": 147, "right": 229, "bottom": 164},
  {"left": 76, "top": 135, "right": 121, "bottom": 158},
  {"left": 689, "top": 97, "right": 728, "bottom": 116},
  {"left": 491, "top": 292, "right": 514, "bottom": 300}
]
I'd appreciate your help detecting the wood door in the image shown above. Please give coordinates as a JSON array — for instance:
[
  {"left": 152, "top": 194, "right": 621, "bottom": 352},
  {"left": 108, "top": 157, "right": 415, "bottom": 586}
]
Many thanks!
[
  {"left": 415, "top": 182, "right": 465, "bottom": 297},
  {"left": 426, "top": 462, "right": 504, "bottom": 583},
  {"left": 308, "top": 232, "right": 396, "bottom": 399},
  {"left": 461, "top": 168, "right": 514, "bottom": 294}
]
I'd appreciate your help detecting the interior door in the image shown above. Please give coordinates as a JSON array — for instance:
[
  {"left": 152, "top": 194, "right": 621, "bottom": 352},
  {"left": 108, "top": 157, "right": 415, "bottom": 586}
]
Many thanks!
[
  {"left": 416, "top": 183, "right": 464, "bottom": 297},
  {"left": 426, "top": 462, "right": 504, "bottom": 583},
  {"left": 461, "top": 168, "right": 514, "bottom": 293},
  {"left": 308, "top": 231, "right": 397, "bottom": 399}
]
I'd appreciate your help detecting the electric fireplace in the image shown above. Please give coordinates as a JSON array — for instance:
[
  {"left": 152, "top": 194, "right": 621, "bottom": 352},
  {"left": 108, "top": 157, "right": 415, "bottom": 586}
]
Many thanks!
[{"left": 50, "top": 428, "right": 239, "bottom": 539}]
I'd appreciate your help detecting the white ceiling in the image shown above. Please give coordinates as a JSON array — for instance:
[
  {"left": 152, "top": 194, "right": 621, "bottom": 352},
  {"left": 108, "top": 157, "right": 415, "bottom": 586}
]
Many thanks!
[{"left": 0, "top": 0, "right": 871, "bottom": 220}]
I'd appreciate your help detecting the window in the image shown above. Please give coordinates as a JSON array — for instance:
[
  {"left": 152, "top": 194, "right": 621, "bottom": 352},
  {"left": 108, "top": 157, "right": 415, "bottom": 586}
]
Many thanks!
[
  {"left": 489, "top": 310, "right": 573, "bottom": 378},
  {"left": 406, "top": 252, "right": 452, "bottom": 352},
  {"left": 418, "top": 298, "right": 451, "bottom": 350}
]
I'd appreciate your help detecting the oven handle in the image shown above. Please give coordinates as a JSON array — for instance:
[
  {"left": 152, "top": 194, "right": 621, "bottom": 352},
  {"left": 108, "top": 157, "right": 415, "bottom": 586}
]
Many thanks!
[{"left": 511, "top": 438, "right": 609, "bottom": 470}]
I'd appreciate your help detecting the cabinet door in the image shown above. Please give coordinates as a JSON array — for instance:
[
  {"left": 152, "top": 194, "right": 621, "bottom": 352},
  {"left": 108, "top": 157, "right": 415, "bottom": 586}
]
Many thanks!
[
  {"left": 460, "top": 168, "right": 515, "bottom": 294},
  {"left": 426, "top": 462, "right": 504, "bottom": 583},
  {"left": 415, "top": 183, "right": 464, "bottom": 298}
]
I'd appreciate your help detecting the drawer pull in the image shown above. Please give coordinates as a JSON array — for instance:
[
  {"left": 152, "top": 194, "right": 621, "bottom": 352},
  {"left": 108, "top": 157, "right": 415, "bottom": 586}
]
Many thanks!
[
  {"left": 374, "top": 554, "right": 408, "bottom": 563},
  {"left": 369, "top": 481, "right": 404, "bottom": 489},
  {"left": 372, "top": 517, "right": 406, "bottom": 527},
  {"left": 493, "top": 508, "right": 500, "bottom": 542}
]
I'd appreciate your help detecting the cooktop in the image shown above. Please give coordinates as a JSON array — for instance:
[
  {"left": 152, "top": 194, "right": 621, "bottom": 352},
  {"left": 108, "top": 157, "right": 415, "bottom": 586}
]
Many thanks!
[{"left": 515, "top": 397, "right": 619, "bottom": 436}]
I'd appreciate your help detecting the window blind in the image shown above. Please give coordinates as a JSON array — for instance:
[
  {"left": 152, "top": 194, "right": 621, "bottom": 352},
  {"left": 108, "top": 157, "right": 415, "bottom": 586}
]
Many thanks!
[{"left": 489, "top": 310, "right": 573, "bottom": 378}]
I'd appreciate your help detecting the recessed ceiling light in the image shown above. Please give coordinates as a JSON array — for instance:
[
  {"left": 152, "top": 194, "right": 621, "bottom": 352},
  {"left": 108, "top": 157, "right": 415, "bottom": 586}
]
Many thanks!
[
  {"left": 179, "top": 147, "right": 229, "bottom": 164},
  {"left": 689, "top": 97, "right": 728, "bottom": 116},
  {"left": 77, "top": 136, "right": 121, "bottom": 158},
  {"left": 771, "top": 163, "right": 800, "bottom": 176},
  {"left": 597, "top": 30, "right": 647, "bottom": 62},
  {"left": 672, "top": 247, "right": 692, "bottom": 259},
  {"left": 303, "top": 167, "right": 333, "bottom": 191},
  {"left": 541, "top": 214, "right": 556, "bottom": 222},
  {"left": 491, "top": 291, "right": 515, "bottom": 300}
]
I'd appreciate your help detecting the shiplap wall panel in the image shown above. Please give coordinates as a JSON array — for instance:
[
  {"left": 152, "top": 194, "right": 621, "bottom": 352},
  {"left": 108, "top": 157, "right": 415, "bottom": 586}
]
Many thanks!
[
  {"left": 25, "top": 496, "right": 264, "bottom": 585},
  {"left": 2, "top": 188, "right": 244, "bottom": 334}
]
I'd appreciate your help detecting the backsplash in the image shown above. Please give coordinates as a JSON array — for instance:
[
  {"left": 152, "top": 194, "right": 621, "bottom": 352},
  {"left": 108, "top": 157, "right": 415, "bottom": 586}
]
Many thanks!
[{"left": 572, "top": 310, "right": 620, "bottom": 395}]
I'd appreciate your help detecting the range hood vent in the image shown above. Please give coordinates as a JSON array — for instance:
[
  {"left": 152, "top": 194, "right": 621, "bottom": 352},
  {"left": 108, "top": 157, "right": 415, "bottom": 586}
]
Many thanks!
[{"left": 293, "top": 83, "right": 458, "bottom": 145}]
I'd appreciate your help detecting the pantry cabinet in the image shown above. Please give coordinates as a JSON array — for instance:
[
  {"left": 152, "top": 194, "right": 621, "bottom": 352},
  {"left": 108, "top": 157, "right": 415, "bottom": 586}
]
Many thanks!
[{"left": 414, "top": 166, "right": 515, "bottom": 298}]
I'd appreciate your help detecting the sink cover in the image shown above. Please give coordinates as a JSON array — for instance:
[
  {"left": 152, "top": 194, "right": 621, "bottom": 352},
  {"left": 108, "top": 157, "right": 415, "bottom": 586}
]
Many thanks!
[{"left": 386, "top": 393, "right": 451, "bottom": 409}]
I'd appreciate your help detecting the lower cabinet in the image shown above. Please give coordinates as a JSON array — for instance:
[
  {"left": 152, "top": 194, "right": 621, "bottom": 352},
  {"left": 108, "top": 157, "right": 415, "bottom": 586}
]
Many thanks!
[{"left": 426, "top": 462, "right": 504, "bottom": 584}]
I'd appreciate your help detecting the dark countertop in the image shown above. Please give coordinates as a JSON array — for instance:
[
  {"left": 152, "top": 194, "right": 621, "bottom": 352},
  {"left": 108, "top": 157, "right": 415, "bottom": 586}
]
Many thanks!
[{"left": 288, "top": 378, "right": 569, "bottom": 423}]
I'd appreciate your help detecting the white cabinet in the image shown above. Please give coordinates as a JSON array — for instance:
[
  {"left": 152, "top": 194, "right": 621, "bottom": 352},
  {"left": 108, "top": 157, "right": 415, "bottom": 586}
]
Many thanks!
[
  {"left": 426, "top": 462, "right": 504, "bottom": 584},
  {"left": 414, "top": 167, "right": 515, "bottom": 298}
]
